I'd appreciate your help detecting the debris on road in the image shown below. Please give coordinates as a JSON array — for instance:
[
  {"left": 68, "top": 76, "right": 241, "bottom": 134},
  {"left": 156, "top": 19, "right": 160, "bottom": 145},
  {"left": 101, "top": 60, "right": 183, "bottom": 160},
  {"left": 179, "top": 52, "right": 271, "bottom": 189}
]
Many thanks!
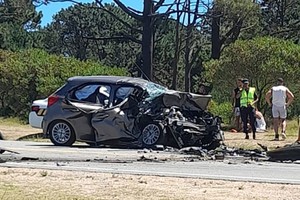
[
  {"left": 267, "top": 142, "right": 300, "bottom": 162},
  {"left": 173, "top": 145, "right": 269, "bottom": 162},
  {"left": 1, "top": 131, "right": 20, "bottom": 154},
  {"left": 20, "top": 157, "right": 39, "bottom": 161}
]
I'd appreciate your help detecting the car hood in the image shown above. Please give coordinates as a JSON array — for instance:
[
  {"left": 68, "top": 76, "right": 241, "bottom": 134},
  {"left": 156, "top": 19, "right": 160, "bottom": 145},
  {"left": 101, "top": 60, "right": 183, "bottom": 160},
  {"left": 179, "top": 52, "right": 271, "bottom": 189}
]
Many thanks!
[{"left": 161, "top": 90, "right": 211, "bottom": 111}]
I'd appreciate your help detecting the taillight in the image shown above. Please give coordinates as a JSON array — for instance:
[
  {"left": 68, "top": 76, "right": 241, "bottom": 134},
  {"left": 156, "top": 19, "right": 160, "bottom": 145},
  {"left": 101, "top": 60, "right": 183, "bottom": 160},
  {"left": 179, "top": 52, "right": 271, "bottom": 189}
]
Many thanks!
[
  {"left": 31, "top": 106, "right": 40, "bottom": 112},
  {"left": 48, "top": 95, "right": 59, "bottom": 107}
]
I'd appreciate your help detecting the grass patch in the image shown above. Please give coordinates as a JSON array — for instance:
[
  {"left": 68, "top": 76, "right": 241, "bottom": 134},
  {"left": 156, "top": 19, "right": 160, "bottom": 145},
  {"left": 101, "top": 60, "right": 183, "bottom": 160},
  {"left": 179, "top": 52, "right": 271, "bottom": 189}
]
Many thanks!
[
  {"left": 0, "top": 184, "right": 88, "bottom": 200},
  {"left": 0, "top": 117, "right": 26, "bottom": 126},
  {"left": 284, "top": 120, "right": 299, "bottom": 136},
  {"left": 16, "top": 133, "right": 47, "bottom": 142}
]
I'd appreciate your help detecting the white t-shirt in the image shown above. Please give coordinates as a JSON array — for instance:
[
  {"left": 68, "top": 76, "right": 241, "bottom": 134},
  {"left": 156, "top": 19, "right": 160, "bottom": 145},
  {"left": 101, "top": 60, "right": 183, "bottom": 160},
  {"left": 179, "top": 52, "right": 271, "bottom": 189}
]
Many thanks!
[{"left": 272, "top": 85, "right": 287, "bottom": 107}]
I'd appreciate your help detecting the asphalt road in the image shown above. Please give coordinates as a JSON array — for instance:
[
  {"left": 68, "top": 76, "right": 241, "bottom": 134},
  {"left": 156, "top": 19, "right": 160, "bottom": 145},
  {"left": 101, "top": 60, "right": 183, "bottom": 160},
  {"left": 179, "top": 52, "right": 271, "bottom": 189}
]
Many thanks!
[{"left": 1, "top": 140, "right": 300, "bottom": 184}]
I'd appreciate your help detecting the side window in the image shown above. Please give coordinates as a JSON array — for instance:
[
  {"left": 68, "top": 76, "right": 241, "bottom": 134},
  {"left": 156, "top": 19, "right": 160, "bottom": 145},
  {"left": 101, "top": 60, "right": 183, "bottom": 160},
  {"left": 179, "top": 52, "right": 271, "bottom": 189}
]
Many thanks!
[
  {"left": 114, "top": 87, "right": 135, "bottom": 105},
  {"left": 72, "top": 84, "right": 111, "bottom": 107}
]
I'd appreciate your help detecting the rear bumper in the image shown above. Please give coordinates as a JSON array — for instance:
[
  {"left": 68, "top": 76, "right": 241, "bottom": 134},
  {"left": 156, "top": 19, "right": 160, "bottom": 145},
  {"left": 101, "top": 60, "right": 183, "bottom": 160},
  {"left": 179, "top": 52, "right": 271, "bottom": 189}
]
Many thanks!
[{"left": 29, "top": 112, "right": 43, "bottom": 129}]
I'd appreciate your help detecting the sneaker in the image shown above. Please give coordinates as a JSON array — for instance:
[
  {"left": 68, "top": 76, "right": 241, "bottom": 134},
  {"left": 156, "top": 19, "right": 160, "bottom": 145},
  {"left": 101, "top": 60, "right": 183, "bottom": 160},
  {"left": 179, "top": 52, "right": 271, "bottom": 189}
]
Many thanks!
[{"left": 281, "top": 132, "right": 287, "bottom": 140}]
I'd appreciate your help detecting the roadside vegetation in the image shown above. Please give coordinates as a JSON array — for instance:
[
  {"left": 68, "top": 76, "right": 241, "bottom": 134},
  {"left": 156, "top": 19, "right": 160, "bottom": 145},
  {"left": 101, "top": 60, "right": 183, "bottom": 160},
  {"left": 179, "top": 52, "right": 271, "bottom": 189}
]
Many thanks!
[{"left": 0, "top": 49, "right": 128, "bottom": 121}]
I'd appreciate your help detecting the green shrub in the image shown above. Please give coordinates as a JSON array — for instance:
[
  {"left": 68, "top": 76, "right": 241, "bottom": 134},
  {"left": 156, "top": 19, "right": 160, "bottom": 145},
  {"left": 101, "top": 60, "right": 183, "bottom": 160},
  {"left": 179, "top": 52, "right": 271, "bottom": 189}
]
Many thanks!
[
  {"left": 208, "top": 100, "right": 232, "bottom": 124},
  {"left": 0, "top": 49, "right": 128, "bottom": 120}
]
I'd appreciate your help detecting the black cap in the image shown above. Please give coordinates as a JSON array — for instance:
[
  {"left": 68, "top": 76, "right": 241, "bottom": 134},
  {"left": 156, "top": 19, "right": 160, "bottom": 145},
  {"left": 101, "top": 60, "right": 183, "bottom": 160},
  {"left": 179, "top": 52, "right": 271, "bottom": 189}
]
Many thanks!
[{"left": 242, "top": 79, "right": 249, "bottom": 84}]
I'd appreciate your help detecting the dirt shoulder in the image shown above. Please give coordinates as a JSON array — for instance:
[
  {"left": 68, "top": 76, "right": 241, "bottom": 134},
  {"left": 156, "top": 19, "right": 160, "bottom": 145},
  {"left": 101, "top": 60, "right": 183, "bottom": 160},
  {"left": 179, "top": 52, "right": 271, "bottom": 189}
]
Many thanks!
[
  {"left": 0, "top": 167, "right": 299, "bottom": 200},
  {"left": 0, "top": 124, "right": 41, "bottom": 141}
]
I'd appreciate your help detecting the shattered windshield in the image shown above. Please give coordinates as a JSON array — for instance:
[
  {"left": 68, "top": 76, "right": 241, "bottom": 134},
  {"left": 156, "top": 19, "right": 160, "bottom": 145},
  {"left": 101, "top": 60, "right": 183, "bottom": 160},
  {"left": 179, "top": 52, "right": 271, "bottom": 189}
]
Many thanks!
[{"left": 145, "top": 82, "right": 167, "bottom": 101}]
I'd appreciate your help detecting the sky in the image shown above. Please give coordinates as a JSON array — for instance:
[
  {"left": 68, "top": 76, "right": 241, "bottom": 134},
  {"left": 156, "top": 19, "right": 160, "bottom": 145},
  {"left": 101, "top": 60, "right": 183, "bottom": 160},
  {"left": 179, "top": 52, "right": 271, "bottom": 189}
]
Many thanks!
[{"left": 36, "top": 0, "right": 143, "bottom": 27}]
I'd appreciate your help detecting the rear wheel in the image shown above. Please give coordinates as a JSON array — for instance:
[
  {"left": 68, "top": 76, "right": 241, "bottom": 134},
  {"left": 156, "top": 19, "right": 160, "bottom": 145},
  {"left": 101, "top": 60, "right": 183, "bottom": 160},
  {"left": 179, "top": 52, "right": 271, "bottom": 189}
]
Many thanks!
[
  {"left": 141, "top": 123, "right": 164, "bottom": 148},
  {"left": 49, "top": 121, "right": 75, "bottom": 146}
]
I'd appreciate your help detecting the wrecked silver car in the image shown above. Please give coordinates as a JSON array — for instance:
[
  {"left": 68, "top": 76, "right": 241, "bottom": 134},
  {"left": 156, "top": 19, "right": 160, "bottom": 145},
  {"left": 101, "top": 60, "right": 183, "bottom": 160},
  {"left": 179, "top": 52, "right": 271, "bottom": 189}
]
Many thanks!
[{"left": 42, "top": 76, "right": 224, "bottom": 149}]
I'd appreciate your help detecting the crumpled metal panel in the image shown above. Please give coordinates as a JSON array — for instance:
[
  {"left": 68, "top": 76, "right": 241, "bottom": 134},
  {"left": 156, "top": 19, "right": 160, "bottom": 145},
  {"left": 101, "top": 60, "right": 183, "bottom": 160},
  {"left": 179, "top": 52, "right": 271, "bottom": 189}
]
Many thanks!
[
  {"left": 91, "top": 107, "right": 137, "bottom": 142},
  {"left": 162, "top": 90, "right": 211, "bottom": 111}
]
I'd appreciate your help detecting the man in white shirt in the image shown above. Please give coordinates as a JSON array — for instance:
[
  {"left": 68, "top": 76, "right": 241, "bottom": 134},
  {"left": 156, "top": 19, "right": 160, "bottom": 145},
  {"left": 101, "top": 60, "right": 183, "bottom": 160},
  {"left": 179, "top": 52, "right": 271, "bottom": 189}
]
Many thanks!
[{"left": 266, "top": 78, "right": 294, "bottom": 140}]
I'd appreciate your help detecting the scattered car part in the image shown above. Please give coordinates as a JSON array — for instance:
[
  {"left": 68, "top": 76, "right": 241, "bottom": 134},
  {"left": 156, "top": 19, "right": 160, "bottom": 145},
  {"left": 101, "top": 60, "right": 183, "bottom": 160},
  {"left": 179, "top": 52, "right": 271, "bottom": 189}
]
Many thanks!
[{"left": 267, "top": 143, "right": 300, "bottom": 161}]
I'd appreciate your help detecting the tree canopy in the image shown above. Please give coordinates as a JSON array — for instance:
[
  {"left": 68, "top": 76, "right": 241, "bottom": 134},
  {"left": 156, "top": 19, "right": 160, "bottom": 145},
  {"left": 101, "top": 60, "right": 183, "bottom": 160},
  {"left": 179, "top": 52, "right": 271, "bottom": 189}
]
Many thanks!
[{"left": 205, "top": 37, "right": 300, "bottom": 111}]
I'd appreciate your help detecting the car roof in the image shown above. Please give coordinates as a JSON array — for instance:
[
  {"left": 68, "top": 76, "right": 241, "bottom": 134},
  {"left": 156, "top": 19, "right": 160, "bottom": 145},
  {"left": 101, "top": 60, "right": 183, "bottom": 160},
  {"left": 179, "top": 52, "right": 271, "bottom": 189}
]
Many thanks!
[{"left": 67, "top": 76, "right": 150, "bottom": 88}]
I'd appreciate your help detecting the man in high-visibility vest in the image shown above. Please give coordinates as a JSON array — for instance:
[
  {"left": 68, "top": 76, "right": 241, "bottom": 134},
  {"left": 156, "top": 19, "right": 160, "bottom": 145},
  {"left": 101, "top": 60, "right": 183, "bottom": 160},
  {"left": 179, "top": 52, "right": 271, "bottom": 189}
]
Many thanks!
[{"left": 238, "top": 79, "right": 258, "bottom": 139}]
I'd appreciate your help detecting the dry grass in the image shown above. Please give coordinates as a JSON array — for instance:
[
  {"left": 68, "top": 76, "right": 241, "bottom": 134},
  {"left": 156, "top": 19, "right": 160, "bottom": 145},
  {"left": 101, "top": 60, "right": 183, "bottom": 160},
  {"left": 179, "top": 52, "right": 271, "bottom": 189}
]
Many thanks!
[
  {"left": 224, "top": 131, "right": 296, "bottom": 150},
  {"left": 0, "top": 117, "right": 43, "bottom": 141},
  {"left": 0, "top": 168, "right": 299, "bottom": 200}
]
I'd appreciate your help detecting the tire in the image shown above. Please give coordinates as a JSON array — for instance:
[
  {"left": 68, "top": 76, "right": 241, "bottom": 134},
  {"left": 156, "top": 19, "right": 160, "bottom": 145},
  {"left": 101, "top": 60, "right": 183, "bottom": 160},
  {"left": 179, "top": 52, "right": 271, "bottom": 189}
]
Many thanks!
[
  {"left": 49, "top": 121, "right": 76, "bottom": 146},
  {"left": 0, "top": 132, "right": 4, "bottom": 154},
  {"left": 201, "top": 133, "right": 222, "bottom": 150},
  {"left": 141, "top": 123, "right": 164, "bottom": 148}
]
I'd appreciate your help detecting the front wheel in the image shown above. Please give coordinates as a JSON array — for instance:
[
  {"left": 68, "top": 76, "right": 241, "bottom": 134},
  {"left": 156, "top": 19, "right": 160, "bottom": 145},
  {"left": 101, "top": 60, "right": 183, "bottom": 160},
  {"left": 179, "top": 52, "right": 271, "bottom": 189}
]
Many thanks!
[
  {"left": 49, "top": 121, "right": 75, "bottom": 146},
  {"left": 141, "top": 123, "right": 164, "bottom": 148}
]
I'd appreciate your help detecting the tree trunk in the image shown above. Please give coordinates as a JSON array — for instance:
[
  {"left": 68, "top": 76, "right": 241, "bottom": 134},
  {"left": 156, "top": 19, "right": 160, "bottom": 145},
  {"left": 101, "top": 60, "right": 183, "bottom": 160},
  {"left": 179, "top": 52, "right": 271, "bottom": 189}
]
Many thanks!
[
  {"left": 141, "top": 0, "right": 154, "bottom": 81},
  {"left": 184, "top": 25, "right": 192, "bottom": 92},
  {"left": 171, "top": 1, "right": 181, "bottom": 90},
  {"left": 184, "top": 0, "right": 192, "bottom": 92},
  {"left": 211, "top": 11, "right": 221, "bottom": 59}
]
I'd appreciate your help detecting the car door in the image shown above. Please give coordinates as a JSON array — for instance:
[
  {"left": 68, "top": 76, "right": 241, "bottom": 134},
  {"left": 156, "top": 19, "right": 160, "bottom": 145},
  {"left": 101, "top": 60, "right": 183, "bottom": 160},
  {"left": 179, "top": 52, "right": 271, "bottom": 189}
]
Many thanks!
[
  {"left": 64, "top": 83, "right": 111, "bottom": 142},
  {"left": 91, "top": 86, "right": 142, "bottom": 142}
]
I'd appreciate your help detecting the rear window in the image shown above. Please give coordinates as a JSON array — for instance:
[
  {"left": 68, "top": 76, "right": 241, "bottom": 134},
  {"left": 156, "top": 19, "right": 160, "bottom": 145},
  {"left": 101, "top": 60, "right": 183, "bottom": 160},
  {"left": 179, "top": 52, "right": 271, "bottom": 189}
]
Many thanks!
[{"left": 50, "top": 83, "right": 68, "bottom": 96}]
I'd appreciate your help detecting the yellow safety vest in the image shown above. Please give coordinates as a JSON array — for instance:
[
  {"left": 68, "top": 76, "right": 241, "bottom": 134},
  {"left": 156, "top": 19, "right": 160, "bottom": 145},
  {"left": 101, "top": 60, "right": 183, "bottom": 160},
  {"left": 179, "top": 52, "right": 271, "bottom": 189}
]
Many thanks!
[{"left": 240, "top": 87, "right": 255, "bottom": 107}]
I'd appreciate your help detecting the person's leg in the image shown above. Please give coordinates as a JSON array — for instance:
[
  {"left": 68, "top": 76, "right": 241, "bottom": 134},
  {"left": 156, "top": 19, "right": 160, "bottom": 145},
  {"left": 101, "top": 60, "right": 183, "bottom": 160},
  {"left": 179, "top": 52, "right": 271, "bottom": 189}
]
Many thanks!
[
  {"left": 272, "top": 105, "right": 280, "bottom": 140},
  {"left": 279, "top": 105, "right": 287, "bottom": 140},
  {"left": 249, "top": 107, "right": 256, "bottom": 139},
  {"left": 235, "top": 107, "right": 241, "bottom": 131},
  {"left": 297, "top": 125, "right": 300, "bottom": 142},
  {"left": 240, "top": 107, "right": 249, "bottom": 139},
  {"left": 280, "top": 118, "right": 287, "bottom": 140},
  {"left": 273, "top": 118, "right": 280, "bottom": 139}
]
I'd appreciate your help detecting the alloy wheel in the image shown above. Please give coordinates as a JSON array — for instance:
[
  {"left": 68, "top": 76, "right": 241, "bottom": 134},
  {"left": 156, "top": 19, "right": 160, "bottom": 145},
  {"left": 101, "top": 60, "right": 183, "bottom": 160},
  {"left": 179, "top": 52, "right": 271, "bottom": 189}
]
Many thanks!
[
  {"left": 51, "top": 122, "right": 72, "bottom": 144},
  {"left": 142, "top": 124, "right": 161, "bottom": 145}
]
